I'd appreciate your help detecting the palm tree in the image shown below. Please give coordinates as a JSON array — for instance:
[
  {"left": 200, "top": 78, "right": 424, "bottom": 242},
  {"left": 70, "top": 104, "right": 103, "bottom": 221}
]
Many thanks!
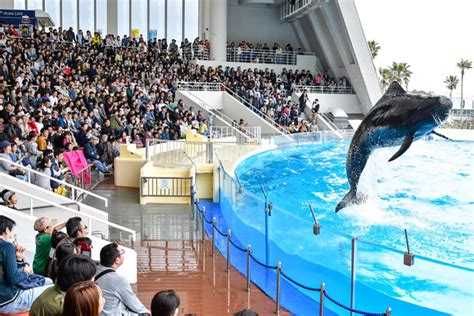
[
  {"left": 368, "top": 40, "right": 381, "bottom": 59},
  {"left": 444, "top": 75, "right": 459, "bottom": 98},
  {"left": 389, "top": 62, "right": 412, "bottom": 90},
  {"left": 457, "top": 59, "right": 472, "bottom": 117},
  {"left": 378, "top": 67, "right": 392, "bottom": 92}
]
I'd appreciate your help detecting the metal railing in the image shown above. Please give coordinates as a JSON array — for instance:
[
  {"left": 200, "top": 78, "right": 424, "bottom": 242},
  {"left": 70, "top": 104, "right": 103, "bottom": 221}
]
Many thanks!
[
  {"left": 146, "top": 139, "right": 213, "bottom": 164},
  {"left": 140, "top": 177, "right": 193, "bottom": 199},
  {"left": 294, "top": 85, "right": 354, "bottom": 94},
  {"left": 226, "top": 49, "right": 314, "bottom": 65},
  {"left": 0, "top": 177, "right": 136, "bottom": 241},
  {"left": 193, "top": 192, "right": 392, "bottom": 316},
  {"left": 281, "top": 0, "right": 315, "bottom": 20},
  {"left": 318, "top": 112, "right": 344, "bottom": 138},
  {"left": 211, "top": 126, "right": 262, "bottom": 143},
  {"left": 177, "top": 82, "right": 222, "bottom": 91},
  {"left": 0, "top": 157, "right": 108, "bottom": 207}
]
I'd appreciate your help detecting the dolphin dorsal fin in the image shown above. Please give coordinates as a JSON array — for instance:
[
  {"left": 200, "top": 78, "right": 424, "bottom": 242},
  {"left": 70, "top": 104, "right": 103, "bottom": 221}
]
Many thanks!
[{"left": 385, "top": 81, "right": 407, "bottom": 97}]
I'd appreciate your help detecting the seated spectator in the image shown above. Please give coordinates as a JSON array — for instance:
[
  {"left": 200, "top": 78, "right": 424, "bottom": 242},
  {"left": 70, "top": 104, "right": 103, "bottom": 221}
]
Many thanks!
[
  {"left": 234, "top": 309, "right": 259, "bottom": 316},
  {"left": 84, "top": 136, "right": 109, "bottom": 174},
  {"left": 30, "top": 254, "right": 97, "bottom": 316},
  {"left": 55, "top": 216, "right": 92, "bottom": 257},
  {"left": 32, "top": 217, "right": 65, "bottom": 276},
  {"left": 151, "top": 290, "right": 180, "bottom": 316},
  {"left": 95, "top": 243, "right": 149, "bottom": 315},
  {"left": 63, "top": 280, "right": 105, "bottom": 316},
  {"left": 0, "top": 215, "right": 53, "bottom": 314},
  {"left": 0, "top": 140, "right": 27, "bottom": 180},
  {"left": 1, "top": 190, "right": 17, "bottom": 209},
  {"left": 48, "top": 242, "right": 78, "bottom": 282},
  {"left": 34, "top": 156, "right": 53, "bottom": 191}
]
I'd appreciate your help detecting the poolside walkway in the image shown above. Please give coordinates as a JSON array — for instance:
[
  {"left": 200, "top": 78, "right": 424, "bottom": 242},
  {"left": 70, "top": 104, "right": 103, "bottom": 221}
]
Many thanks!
[{"left": 86, "top": 178, "right": 290, "bottom": 315}]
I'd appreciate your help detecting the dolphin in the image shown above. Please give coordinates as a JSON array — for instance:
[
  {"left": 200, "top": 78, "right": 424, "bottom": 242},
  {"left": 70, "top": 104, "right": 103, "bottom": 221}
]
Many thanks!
[{"left": 335, "top": 81, "right": 453, "bottom": 212}]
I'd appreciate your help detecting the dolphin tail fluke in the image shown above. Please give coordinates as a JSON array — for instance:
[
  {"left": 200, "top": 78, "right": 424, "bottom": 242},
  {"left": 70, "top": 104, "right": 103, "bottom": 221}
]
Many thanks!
[{"left": 336, "top": 189, "right": 365, "bottom": 213}]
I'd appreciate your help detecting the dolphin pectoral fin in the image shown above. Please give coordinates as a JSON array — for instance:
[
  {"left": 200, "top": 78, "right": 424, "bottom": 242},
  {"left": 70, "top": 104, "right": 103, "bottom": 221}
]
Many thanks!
[
  {"left": 431, "top": 130, "right": 453, "bottom": 141},
  {"left": 388, "top": 132, "right": 415, "bottom": 162},
  {"left": 336, "top": 189, "right": 367, "bottom": 212}
]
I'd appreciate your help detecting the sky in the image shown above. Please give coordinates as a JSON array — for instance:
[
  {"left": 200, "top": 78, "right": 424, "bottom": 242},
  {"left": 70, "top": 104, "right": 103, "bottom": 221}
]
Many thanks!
[{"left": 354, "top": 0, "right": 474, "bottom": 100}]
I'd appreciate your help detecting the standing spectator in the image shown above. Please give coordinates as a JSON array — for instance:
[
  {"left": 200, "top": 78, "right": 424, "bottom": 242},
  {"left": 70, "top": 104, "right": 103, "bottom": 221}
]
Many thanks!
[
  {"left": 30, "top": 255, "right": 97, "bottom": 316},
  {"left": 63, "top": 281, "right": 105, "bottom": 316},
  {"left": 0, "top": 215, "right": 53, "bottom": 314},
  {"left": 95, "top": 243, "right": 150, "bottom": 315},
  {"left": 32, "top": 217, "right": 65, "bottom": 277},
  {"left": 299, "top": 89, "right": 308, "bottom": 113},
  {"left": 151, "top": 290, "right": 180, "bottom": 316}
]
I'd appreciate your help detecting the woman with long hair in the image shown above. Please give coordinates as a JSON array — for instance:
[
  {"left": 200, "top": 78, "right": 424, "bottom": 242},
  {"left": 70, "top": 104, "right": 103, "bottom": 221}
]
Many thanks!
[
  {"left": 34, "top": 156, "right": 53, "bottom": 191},
  {"left": 62, "top": 281, "right": 105, "bottom": 316}
]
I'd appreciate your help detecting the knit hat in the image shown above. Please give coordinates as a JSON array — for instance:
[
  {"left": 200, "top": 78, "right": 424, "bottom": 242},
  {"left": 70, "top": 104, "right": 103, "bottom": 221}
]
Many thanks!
[{"left": 2, "top": 190, "right": 15, "bottom": 203}]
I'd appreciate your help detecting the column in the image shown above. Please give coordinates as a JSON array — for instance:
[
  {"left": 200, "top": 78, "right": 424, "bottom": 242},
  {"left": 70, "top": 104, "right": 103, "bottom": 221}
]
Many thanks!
[
  {"left": 209, "top": 0, "right": 226, "bottom": 61},
  {"left": 0, "top": 0, "right": 15, "bottom": 9},
  {"left": 107, "top": 0, "right": 118, "bottom": 36}
]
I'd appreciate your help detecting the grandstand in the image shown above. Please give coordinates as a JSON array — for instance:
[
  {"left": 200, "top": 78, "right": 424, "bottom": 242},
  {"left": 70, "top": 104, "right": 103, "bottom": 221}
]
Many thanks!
[{"left": 0, "top": 0, "right": 387, "bottom": 315}]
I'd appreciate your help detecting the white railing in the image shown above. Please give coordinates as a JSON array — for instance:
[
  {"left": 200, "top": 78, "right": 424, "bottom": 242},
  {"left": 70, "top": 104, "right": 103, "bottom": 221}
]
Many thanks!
[
  {"left": 281, "top": 0, "right": 315, "bottom": 20},
  {"left": 226, "top": 48, "right": 315, "bottom": 65},
  {"left": 177, "top": 81, "right": 222, "bottom": 91},
  {"left": 211, "top": 126, "right": 262, "bottom": 143},
  {"left": 146, "top": 139, "right": 213, "bottom": 164},
  {"left": 0, "top": 157, "right": 108, "bottom": 207},
  {"left": 318, "top": 113, "right": 344, "bottom": 139},
  {"left": 294, "top": 85, "right": 354, "bottom": 94},
  {"left": 0, "top": 175, "right": 136, "bottom": 241}
]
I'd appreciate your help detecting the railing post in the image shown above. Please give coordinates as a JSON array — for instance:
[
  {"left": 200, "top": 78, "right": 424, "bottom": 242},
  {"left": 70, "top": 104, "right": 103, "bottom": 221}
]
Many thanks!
[
  {"left": 319, "top": 283, "right": 325, "bottom": 316},
  {"left": 88, "top": 217, "right": 92, "bottom": 236},
  {"left": 145, "top": 139, "right": 149, "bottom": 160},
  {"left": 212, "top": 217, "right": 216, "bottom": 257},
  {"left": 226, "top": 229, "right": 231, "bottom": 272},
  {"left": 71, "top": 187, "right": 75, "bottom": 200},
  {"left": 386, "top": 307, "right": 392, "bottom": 316},
  {"left": 246, "top": 244, "right": 251, "bottom": 292},
  {"left": 201, "top": 206, "right": 206, "bottom": 242},
  {"left": 195, "top": 198, "right": 199, "bottom": 232},
  {"left": 29, "top": 196, "right": 33, "bottom": 216},
  {"left": 351, "top": 237, "right": 357, "bottom": 316},
  {"left": 27, "top": 169, "right": 31, "bottom": 183},
  {"left": 276, "top": 261, "right": 281, "bottom": 315}
]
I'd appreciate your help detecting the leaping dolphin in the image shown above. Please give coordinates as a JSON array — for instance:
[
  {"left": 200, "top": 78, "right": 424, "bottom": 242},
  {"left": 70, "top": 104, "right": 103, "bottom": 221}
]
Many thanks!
[{"left": 335, "top": 81, "right": 453, "bottom": 212}]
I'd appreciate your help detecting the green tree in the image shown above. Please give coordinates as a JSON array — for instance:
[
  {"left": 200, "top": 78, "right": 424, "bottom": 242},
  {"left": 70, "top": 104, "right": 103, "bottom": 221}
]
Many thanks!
[
  {"left": 444, "top": 75, "right": 459, "bottom": 98},
  {"left": 368, "top": 40, "right": 381, "bottom": 59},
  {"left": 389, "top": 62, "right": 412, "bottom": 90},
  {"left": 457, "top": 59, "right": 472, "bottom": 115},
  {"left": 378, "top": 67, "right": 392, "bottom": 92}
]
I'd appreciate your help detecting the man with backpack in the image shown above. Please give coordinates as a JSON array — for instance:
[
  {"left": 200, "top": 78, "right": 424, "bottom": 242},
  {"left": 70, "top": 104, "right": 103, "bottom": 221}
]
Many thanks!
[{"left": 55, "top": 217, "right": 93, "bottom": 257}]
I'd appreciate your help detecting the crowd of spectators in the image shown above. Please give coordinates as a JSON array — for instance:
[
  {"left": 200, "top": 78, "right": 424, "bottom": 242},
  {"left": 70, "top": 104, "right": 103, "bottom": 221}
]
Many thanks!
[{"left": 226, "top": 41, "right": 302, "bottom": 64}]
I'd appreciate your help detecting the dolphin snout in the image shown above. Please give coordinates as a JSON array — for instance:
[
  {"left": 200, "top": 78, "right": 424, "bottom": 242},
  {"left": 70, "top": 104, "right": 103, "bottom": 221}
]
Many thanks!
[{"left": 439, "top": 96, "right": 453, "bottom": 111}]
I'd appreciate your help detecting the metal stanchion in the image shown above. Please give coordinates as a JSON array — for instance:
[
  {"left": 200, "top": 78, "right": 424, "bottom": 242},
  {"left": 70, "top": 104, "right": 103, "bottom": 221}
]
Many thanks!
[
  {"left": 319, "top": 283, "right": 325, "bottom": 316},
  {"left": 246, "top": 244, "right": 251, "bottom": 292},
  {"left": 226, "top": 229, "right": 231, "bottom": 272},
  {"left": 276, "top": 262, "right": 281, "bottom": 315},
  {"left": 195, "top": 198, "right": 199, "bottom": 232},
  {"left": 386, "top": 307, "right": 392, "bottom": 316},
  {"left": 201, "top": 206, "right": 206, "bottom": 242},
  {"left": 212, "top": 217, "right": 216, "bottom": 257},
  {"left": 350, "top": 237, "right": 357, "bottom": 316}
]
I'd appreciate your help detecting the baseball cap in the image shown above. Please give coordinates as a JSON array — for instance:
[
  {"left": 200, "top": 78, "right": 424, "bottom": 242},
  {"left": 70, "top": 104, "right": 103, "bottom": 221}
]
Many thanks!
[
  {"left": 34, "top": 217, "right": 58, "bottom": 232},
  {"left": 0, "top": 140, "right": 11, "bottom": 150}
]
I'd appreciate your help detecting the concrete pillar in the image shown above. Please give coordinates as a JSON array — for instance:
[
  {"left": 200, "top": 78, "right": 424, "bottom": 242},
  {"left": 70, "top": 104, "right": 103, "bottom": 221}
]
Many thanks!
[
  {"left": 0, "top": 0, "right": 14, "bottom": 9},
  {"left": 201, "top": 0, "right": 211, "bottom": 40},
  {"left": 107, "top": 0, "right": 118, "bottom": 36},
  {"left": 209, "top": 0, "right": 226, "bottom": 61}
]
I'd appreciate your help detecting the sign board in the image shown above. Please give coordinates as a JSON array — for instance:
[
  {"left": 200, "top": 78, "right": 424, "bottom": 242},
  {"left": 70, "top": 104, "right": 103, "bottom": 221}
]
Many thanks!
[
  {"left": 159, "top": 179, "right": 172, "bottom": 190},
  {"left": 0, "top": 10, "right": 36, "bottom": 27}
]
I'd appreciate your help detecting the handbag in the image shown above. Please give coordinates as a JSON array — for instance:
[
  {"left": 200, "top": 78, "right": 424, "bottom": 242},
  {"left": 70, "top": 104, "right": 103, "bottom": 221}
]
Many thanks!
[{"left": 17, "top": 273, "right": 46, "bottom": 290}]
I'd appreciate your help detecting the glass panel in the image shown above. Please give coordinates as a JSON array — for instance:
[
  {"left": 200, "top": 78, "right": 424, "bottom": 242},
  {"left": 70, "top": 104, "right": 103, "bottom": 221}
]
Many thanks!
[
  {"left": 131, "top": 0, "right": 147, "bottom": 40},
  {"left": 27, "top": 0, "right": 43, "bottom": 10},
  {"left": 62, "top": 0, "right": 78, "bottom": 32},
  {"left": 167, "top": 0, "right": 183, "bottom": 42},
  {"left": 149, "top": 0, "right": 165, "bottom": 39},
  {"left": 96, "top": 0, "right": 107, "bottom": 35},
  {"left": 184, "top": 0, "right": 198, "bottom": 41},
  {"left": 79, "top": 0, "right": 94, "bottom": 34},
  {"left": 44, "top": 0, "right": 60, "bottom": 28},
  {"left": 117, "top": 0, "right": 130, "bottom": 37},
  {"left": 14, "top": 0, "right": 26, "bottom": 10}
]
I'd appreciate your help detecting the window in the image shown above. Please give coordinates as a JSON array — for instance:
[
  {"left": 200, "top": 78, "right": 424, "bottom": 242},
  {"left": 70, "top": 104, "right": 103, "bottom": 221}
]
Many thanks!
[
  {"left": 117, "top": 0, "right": 130, "bottom": 37},
  {"left": 131, "top": 0, "right": 147, "bottom": 40},
  {"left": 79, "top": 0, "right": 94, "bottom": 33},
  {"left": 96, "top": 0, "right": 107, "bottom": 35},
  {"left": 167, "top": 0, "right": 183, "bottom": 42},
  {"left": 150, "top": 0, "right": 165, "bottom": 39},
  {"left": 27, "top": 0, "right": 43, "bottom": 10},
  {"left": 62, "top": 0, "right": 78, "bottom": 31},
  {"left": 44, "top": 0, "right": 60, "bottom": 27},
  {"left": 14, "top": 0, "right": 26, "bottom": 9},
  {"left": 184, "top": 0, "right": 198, "bottom": 41}
]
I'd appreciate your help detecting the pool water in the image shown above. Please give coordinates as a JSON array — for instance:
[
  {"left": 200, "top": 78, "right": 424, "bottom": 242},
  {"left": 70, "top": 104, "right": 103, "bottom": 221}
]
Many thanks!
[{"left": 231, "top": 139, "right": 473, "bottom": 315}]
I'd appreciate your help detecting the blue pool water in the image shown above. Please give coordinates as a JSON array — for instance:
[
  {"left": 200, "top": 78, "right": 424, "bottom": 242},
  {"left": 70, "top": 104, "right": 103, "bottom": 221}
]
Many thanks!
[{"left": 226, "top": 139, "right": 474, "bottom": 315}]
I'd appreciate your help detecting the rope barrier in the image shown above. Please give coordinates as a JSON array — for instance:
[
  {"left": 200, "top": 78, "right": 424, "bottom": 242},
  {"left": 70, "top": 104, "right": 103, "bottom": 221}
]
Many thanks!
[
  {"left": 229, "top": 237, "right": 248, "bottom": 252},
  {"left": 323, "top": 291, "right": 386, "bottom": 316},
  {"left": 214, "top": 225, "right": 228, "bottom": 237},
  {"left": 280, "top": 270, "right": 321, "bottom": 292},
  {"left": 249, "top": 253, "right": 278, "bottom": 270}
]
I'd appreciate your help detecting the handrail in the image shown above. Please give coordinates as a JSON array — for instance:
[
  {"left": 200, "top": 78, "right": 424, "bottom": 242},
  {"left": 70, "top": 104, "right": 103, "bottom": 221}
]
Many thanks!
[
  {"left": 0, "top": 157, "right": 108, "bottom": 207},
  {"left": 182, "top": 151, "right": 198, "bottom": 170},
  {"left": 0, "top": 177, "right": 136, "bottom": 241},
  {"left": 221, "top": 84, "right": 291, "bottom": 136},
  {"left": 318, "top": 113, "right": 344, "bottom": 139},
  {"left": 182, "top": 89, "right": 254, "bottom": 140},
  {"left": 294, "top": 85, "right": 354, "bottom": 94}
]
